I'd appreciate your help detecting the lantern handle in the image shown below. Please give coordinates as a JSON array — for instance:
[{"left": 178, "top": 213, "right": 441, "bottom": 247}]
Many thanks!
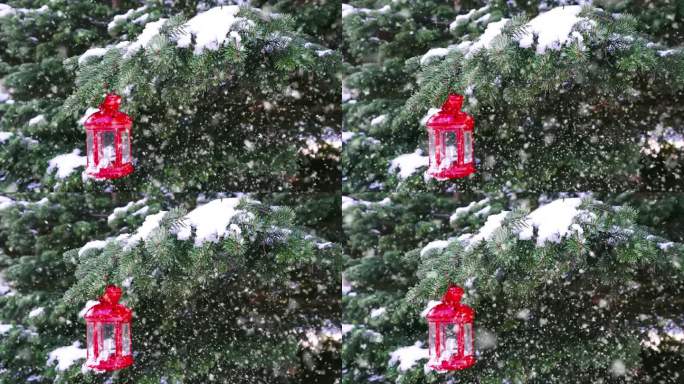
[
  {"left": 441, "top": 94, "right": 464, "bottom": 114},
  {"left": 443, "top": 284, "right": 464, "bottom": 307},
  {"left": 101, "top": 285, "right": 122, "bottom": 304},
  {"left": 100, "top": 93, "right": 122, "bottom": 112}
]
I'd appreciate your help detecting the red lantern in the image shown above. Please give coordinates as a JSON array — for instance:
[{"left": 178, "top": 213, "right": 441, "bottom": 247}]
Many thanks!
[
  {"left": 426, "top": 94, "right": 475, "bottom": 180},
  {"left": 84, "top": 285, "right": 133, "bottom": 371},
  {"left": 84, "top": 93, "right": 134, "bottom": 179},
  {"left": 425, "top": 284, "right": 475, "bottom": 371}
]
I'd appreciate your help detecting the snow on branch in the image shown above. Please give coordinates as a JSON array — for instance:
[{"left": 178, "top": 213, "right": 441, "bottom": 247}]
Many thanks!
[{"left": 46, "top": 150, "right": 87, "bottom": 179}]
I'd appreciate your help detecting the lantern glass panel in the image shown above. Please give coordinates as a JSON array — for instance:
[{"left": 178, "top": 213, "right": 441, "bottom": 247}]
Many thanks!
[
  {"left": 441, "top": 131, "right": 457, "bottom": 169},
  {"left": 428, "top": 321, "right": 437, "bottom": 358},
  {"left": 440, "top": 322, "right": 459, "bottom": 360},
  {"left": 98, "top": 131, "right": 116, "bottom": 168},
  {"left": 122, "top": 323, "right": 131, "bottom": 355},
  {"left": 464, "top": 322, "right": 473, "bottom": 356},
  {"left": 464, "top": 131, "right": 473, "bottom": 164},
  {"left": 98, "top": 322, "right": 116, "bottom": 361},
  {"left": 120, "top": 130, "right": 130, "bottom": 164},
  {"left": 86, "top": 322, "right": 94, "bottom": 360},
  {"left": 86, "top": 131, "right": 94, "bottom": 165},
  {"left": 428, "top": 130, "right": 436, "bottom": 166}
]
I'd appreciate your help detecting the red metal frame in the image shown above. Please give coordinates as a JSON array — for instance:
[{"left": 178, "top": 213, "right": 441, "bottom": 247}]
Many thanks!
[
  {"left": 426, "top": 94, "right": 475, "bottom": 180},
  {"left": 426, "top": 284, "right": 476, "bottom": 371},
  {"left": 84, "top": 93, "right": 134, "bottom": 179},
  {"left": 84, "top": 285, "right": 133, "bottom": 371}
]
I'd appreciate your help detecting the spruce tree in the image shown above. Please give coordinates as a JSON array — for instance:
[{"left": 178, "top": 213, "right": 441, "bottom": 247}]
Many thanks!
[
  {"left": 342, "top": 1, "right": 684, "bottom": 383},
  {"left": 0, "top": 1, "right": 340, "bottom": 383}
]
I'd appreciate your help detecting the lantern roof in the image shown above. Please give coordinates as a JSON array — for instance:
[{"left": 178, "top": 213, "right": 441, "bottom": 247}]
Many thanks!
[
  {"left": 84, "top": 285, "right": 133, "bottom": 322},
  {"left": 426, "top": 94, "right": 473, "bottom": 129},
  {"left": 84, "top": 93, "right": 132, "bottom": 130},
  {"left": 425, "top": 284, "right": 474, "bottom": 322}
]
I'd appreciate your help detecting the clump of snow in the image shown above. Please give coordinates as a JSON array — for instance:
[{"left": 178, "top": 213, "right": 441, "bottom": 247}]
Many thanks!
[
  {"left": 0, "top": 4, "right": 15, "bottom": 18},
  {"left": 389, "top": 149, "right": 429, "bottom": 179},
  {"left": 342, "top": 4, "right": 390, "bottom": 18},
  {"left": 420, "top": 108, "right": 441, "bottom": 125},
  {"left": 28, "top": 307, "right": 44, "bottom": 318},
  {"left": 108, "top": 5, "right": 148, "bottom": 31},
  {"left": 420, "top": 240, "right": 451, "bottom": 257},
  {"left": 133, "top": 13, "right": 150, "bottom": 25},
  {"left": 341, "top": 324, "right": 354, "bottom": 336},
  {"left": 420, "top": 300, "right": 442, "bottom": 317},
  {"left": 420, "top": 47, "right": 451, "bottom": 65},
  {"left": 370, "top": 307, "right": 386, "bottom": 318},
  {"left": 658, "top": 242, "right": 674, "bottom": 250},
  {"left": 0, "top": 324, "right": 12, "bottom": 334},
  {"left": 175, "top": 6, "right": 246, "bottom": 55},
  {"left": 342, "top": 196, "right": 391, "bottom": 211},
  {"left": 517, "top": 198, "right": 584, "bottom": 246},
  {"left": 449, "top": 5, "right": 490, "bottom": 30},
  {"left": 123, "top": 211, "right": 168, "bottom": 248},
  {"left": 0, "top": 132, "right": 13, "bottom": 143},
  {"left": 517, "top": 5, "right": 586, "bottom": 54},
  {"left": 78, "top": 47, "right": 109, "bottom": 64},
  {"left": 78, "top": 240, "right": 109, "bottom": 257},
  {"left": 47, "top": 150, "right": 87, "bottom": 179},
  {"left": 125, "top": 18, "right": 168, "bottom": 57},
  {"left": 463, "top": 211, "right": 511, "bottom": 247},
  {"left": 28, "top": 115, "right": 46, "bottom": 126},
  {"left": 107, "top": 198, "right": 149, "bottom": 223},
  {"left": 388, "top": 342, "right": 429, "bottom": 371},
  {"left": 370, "top": 115, "right": 386, "bottom": 126},
  {"left": 467, "top": 18, "right": 510, "bottom": 57},
  {"left": 450, "top": 198, "right": 491, "bottom": 223},
  {"left": 78, "top": 108, "right": 100, "bottom": 125},
  {"left": 316, "top": 49, "right": 333, "bottom": 57},
  {"left": 174, "top": 198, "right": 245, "bottom": 246},
  {"left": 47, "top": 342, "right": 87, "bottom": 371},
  {"left": 78, "top": 300, "right": 99, "bottom": 318}
]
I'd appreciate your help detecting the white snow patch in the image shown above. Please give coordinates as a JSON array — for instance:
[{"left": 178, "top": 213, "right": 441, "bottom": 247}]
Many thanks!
[
  {"left": 420, "top": 47, "right": 451, "bottom": 65},
  {"left": 125, "top": 18, "right": 168, "bottom": 57},
  {"left": 120, "top": 211, "right": 168, "bottom": 248},
  {"left": 517, "top": 198, "right": 583, "bottom": 246},
  {"left": 78, "top": 107, "right": 100, "bottom": 125},
  {"left": 174, "top": 198, "right": 245, "bottom": 246},
  {"left": 0, "top": 132, "right": 13, "bottom": 144},
  {"left": 465, "top": 211, "right": 510, "bottom": 247},
  {"left": 176, "top": 6, "right": 246, "bottom": 55},
  {"left": 28, "top": 115, "right": 46, "bottom": 126},
  {"left": 316, "top": 49, "right": 333, "bottom": 57},
  {"left": 78, "top": 300, "right": 100, "bottom": 318},
  {"left": 388, "top": 342, "right": 429, "bottom": 371},
  {"left": 658, "top": 242, "right": 674, "bottom": 250},
  {"left": 420, "top": 108, "right": 441, "bottom": 125},
  {"left": 450, "top": 9, "right": 476, "bottom": 30},
  {"left": 450, "top": 198, "right": 491, "bottom": 222},
  {"left": 108, "top": 5, "right": 147, "bottom": 31},
  {"left": 133, "top": 13, "right": 150, "bottom": 25},
  {"left": 78, "top": 240, "right": 108, "bottom": 257},
  {"left": 47, "top": 342, "right": 87, "bottom": 371},
  {"left": 517, "top": 5, "right": 586, "bottom": 54},
  {"left": 78, "top": 47, "right": 109, "bottom": 64},
  {"left": 107, "top": 198, "right": 148, "bottom": 223},
  {"left": 28, "top": 307, "right": 44, "bottom": 318},
  {"left": 370, "top": 115, "right": 387, "bottom": 126},
  {"left": 420, "top": 300, "right": 442, "bottom": 317},
  {"left": 342, "top": 324, "right": 354, "bottom": 336},
  {"left": 467, "top": 18, "right": 510, "bottom": 57},
  {"left": 420, "top": 240, "right": 451, "bottom": 257},
  {"left": 342, "top": 4, "right": 390, "bottom": 18},
  {"left": 370, "top": 307, "right": 386, "bottom": 319},
  {"left": 0, "top": 4, "right": 15, "bottom": 18},
  {"left": 341, "top": 196, "right": 391, "bottom": 211},
  {"left": 47, "top": 150, "right": 87, "bottom": 179},
  {"left": 389, "top": 149, "right": 429, "bottom": 179},
  {"left": 0, "top": 324, "right": 12, "bottom": 334}
]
